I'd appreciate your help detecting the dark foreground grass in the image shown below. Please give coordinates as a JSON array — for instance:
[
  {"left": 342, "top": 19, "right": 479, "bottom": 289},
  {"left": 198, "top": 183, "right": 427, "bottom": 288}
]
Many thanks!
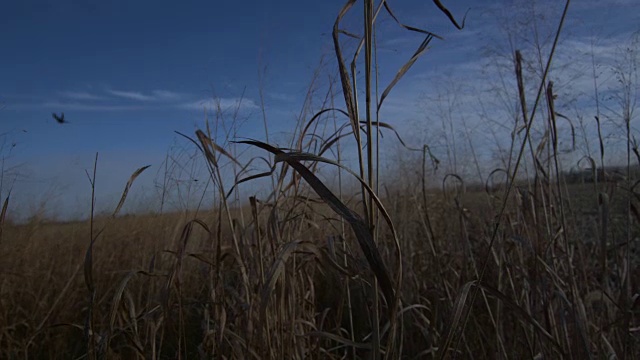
[
  {"left": 1, "top": 177, "right": 638, "bottom": 359},
  {"left": 1, "top": 0, "right": 639, "bottom": 358}
]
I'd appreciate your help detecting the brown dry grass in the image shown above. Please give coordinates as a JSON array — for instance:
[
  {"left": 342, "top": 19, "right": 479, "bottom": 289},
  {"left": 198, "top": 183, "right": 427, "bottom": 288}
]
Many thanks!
[
  {"left": 2, "top": 176, "right": 638, "bottom": 359},
  {"left": 1, "top": 1, "right": 639, "bottom": 359}
]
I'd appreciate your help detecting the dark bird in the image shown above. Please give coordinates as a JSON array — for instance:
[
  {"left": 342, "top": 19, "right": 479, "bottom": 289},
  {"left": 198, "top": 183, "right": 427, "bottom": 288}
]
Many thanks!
[{"left": 52, "top": 112, "right": 68, "bottom": 124}]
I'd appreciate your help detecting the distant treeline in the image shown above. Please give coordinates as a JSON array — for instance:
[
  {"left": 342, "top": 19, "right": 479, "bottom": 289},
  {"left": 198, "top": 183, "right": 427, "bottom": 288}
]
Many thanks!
[
  {"left": 563, "top": 165, "right": 640, "bottom": 184},
  {"left": 461, "top": 165, "right": 639, "bottom": 193}
]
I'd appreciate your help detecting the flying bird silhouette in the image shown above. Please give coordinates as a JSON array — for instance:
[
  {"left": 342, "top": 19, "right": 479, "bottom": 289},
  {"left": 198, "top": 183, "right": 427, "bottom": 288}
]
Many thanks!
[{"left": 52, "top": 112, "right": 68, "bottom": 124}]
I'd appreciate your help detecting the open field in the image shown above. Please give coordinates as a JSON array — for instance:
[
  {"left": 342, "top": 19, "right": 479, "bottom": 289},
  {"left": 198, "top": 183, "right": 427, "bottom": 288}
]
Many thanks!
[
  {"left": 2, "top": 0, "right": 640, "bottom": 359},
  {"left": 1, "top": 174, "right": 639, "bottom": 358}
]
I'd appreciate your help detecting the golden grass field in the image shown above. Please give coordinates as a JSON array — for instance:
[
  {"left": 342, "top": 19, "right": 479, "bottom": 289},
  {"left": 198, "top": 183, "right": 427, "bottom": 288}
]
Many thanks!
[
  {"left": 1, "top": 175, "right": 638, "bottom": 358},
  {"left": 1, "top": 1, "right": 639, "bottom": 359}
]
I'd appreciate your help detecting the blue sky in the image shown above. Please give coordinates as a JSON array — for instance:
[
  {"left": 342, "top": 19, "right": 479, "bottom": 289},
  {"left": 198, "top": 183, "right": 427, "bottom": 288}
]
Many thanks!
[{"left": 1, "top": 0, "right": 638, "bottom": 220}]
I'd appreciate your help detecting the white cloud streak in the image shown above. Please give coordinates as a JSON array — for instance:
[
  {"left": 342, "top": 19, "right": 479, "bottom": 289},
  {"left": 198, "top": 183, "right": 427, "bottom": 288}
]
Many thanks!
[
  {"left": 180, "top": 97, "right": 259, "bottom": 111},
  {"left": 60, "top": 91, "right": 105, "bottom": 100},
  {"left": 152, "top": 90, "right": 183, "bottom": 100},
  {"left": 108, "top": 90, "right": 156, "bottom": 101}
]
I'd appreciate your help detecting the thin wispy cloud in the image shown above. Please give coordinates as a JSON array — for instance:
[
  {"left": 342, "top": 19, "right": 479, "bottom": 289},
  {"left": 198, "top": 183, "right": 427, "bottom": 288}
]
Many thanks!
[
  {"left": 152, "top": 90, "right": 183, "bottom": 100},
  {"left": 108, "top": 90, "right": 156, "bottom": 101},
  {"left": 106, "top": 89, "right": 185, "bottom": 102},
  {"left": 60, "top": 91, "right": 105, "bottom": 101},
  {"left": 180, "top": 97, "right": 259, "bottom": 111}
]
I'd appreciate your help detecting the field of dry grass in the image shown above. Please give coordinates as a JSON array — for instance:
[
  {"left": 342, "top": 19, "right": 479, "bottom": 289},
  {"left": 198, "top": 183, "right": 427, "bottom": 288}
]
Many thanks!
[
  {"left": 1, "top": 0, "right": 639, "bottom": 359},
  {"left": 1, "top": 177, "right": 638, "bottom": 359}
]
